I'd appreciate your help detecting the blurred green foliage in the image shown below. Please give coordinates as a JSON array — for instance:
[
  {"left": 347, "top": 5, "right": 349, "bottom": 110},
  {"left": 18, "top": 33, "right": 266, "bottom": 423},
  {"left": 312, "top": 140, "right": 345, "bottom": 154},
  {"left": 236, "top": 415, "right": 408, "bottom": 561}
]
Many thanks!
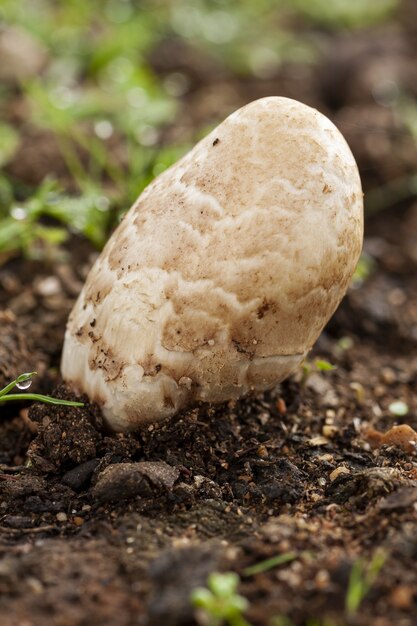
[
  {"left": 0, "top": 0, "right": 401, "bottom": 258},
  {"left": 291, "top": 0, "right": 399, "bottom": 28}
]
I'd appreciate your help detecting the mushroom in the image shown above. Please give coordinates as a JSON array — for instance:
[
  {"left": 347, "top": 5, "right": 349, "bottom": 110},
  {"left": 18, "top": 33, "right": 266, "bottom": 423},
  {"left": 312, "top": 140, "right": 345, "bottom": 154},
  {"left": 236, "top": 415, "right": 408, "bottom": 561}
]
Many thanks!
[{"left": 61, "top": 97, "right": 363, "bottom": 431}]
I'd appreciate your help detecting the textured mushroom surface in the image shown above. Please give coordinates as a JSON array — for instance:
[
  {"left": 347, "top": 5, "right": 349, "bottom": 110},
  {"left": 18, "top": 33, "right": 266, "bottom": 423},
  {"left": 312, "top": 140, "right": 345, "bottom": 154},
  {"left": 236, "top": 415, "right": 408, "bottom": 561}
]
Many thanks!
[{"left": 61, "top": 97, "right": 363, "bottom": 431}]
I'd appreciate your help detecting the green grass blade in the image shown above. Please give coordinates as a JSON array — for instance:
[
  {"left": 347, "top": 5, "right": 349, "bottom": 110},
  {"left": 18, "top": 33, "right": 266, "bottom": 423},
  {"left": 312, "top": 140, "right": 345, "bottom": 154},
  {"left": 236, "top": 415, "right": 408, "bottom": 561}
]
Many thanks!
[
  {"left": 0, "top": 393, "right": 84, "bottom": 407},
  {"left": 243, "top": 552, "right": 298, "bottom": 577}
]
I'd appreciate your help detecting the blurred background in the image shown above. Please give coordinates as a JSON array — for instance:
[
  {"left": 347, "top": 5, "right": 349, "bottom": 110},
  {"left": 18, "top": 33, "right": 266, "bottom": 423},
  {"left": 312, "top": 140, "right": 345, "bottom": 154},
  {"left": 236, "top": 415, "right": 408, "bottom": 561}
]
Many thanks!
[{"left": 0, "top": 0, "right": 416, "bottom": 260}]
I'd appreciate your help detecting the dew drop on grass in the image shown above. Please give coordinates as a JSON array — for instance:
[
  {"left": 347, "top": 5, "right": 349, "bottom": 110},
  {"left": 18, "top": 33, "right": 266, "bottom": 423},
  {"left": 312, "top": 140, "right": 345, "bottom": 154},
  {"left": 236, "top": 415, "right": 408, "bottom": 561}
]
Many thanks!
[{"left": 16, "top": 378, "right": 33, "bottom": 390}]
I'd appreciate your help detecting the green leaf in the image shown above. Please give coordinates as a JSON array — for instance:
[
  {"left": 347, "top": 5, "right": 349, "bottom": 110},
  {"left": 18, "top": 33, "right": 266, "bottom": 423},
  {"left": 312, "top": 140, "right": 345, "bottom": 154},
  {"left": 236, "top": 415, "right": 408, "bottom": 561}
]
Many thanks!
[
  {"left": 208, "top": 572, "right": 240, "bottom": 598},
  {"left": 191, "top": 587, "right": 214, "bottom": 609},
  {"left": 314, "top": 359, "right": 336, "bottom": 372}
]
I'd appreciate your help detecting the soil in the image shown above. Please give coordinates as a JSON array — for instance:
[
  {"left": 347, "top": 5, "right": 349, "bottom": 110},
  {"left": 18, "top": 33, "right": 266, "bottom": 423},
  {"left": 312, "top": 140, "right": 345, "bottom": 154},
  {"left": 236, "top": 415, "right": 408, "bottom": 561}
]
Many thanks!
[{"left": 1, "top": 8, "right": 417, "bottom": 626}]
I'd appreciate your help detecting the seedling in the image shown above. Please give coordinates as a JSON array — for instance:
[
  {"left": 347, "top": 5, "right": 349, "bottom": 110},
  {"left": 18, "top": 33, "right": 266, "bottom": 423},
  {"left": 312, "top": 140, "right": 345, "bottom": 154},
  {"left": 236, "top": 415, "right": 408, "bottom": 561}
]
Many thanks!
[
  {"left": 243, "top": 551, "right": 298, "bottom": 577},
  {"left": 351, "top": 252, "right": 376, "bottom": 288},
  {"left": 191, "top": 572, "right": 250, "bottom": 626},
  {"left": 345, "top": 550, "right": 386, "bottom": 616},
  {"left": 0, "top": 372, "right": 84, "bottom": 407},
  {"left": 301, "top": 358, "right": 336, "bottom": 386}
]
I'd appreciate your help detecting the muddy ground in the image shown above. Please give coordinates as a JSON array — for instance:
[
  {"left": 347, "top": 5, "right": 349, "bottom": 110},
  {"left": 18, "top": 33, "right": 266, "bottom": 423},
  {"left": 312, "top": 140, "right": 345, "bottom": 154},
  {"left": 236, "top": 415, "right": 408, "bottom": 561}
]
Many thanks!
[{"left": 1, "top": 6, "right": 417, "bottom": 626}]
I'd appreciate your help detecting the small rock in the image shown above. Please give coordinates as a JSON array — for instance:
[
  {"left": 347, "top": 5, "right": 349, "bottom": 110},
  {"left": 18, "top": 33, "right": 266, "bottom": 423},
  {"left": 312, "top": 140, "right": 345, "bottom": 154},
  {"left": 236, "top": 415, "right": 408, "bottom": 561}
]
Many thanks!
[
  {"left": 91, "top": 462, "right": 180, "bottom": 503},
  {"left": 26, "top": 577, "right": 44, "bottom": 595},
  {"left": 380, "top": 367, "right": 397, "bottom": 385},
  {"left": 62, "top": 459, "right": 99, "bottom": 491},
  {"left": 350, "top": 381, "right": 366, "bottom": 404},
  {"left": 389, "top": 585, "right": 414, "bottom": 610},
  {"left": 322, "top": 425, "right": 339, "bottom": 438},
  {"left": 35, "top": 276, "right": 61, "bottom": 297},
  {"left": 329, "top": 466, "right": 350, "bottom": 482},
  {"left": 276, "top": 398, "right": 287, "bottom": 415},
  {"left": 364, "top": 424, "right": 417, "bottom": 453},
  {"left": 56, "top": 512, "right": 68, "bottom": 522},
  {"left": 135, "top": 461, "right": 180, "bottom": 490},
  {"left": 308, "top": 436, "right": 329, "bottom": 447}
]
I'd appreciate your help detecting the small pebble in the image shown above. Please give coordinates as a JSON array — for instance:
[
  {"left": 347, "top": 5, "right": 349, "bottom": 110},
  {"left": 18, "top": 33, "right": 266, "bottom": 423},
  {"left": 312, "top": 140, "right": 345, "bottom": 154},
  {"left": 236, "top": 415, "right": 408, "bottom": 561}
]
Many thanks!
[
  {"left": 365, "top": 424, "right": 417, "bottom": 453},
  {"left": 276, "top": 398, "right": 287, "bottom": 415},
  {"left": 309, "top": 436, "right": 329, "bottom": 447},
  {"left": 389, "top": 585, "right": 414, "bottom": 609},
  {"left": 257, "top": 445, "right": 268, "bottom": 458},
  {"left": 350, "top": 381, "right": 366, "bottom": 404},
  {"left": 388, "top": 400, "right": 409, "bottom": 417},
  {"left": 380, "top": 367, "right": 396, "bottom": 384},
  {"left": 36, "top": 276, "right": 61, "bottom": 297},
  {"left": 56, "top": 512, "right": 67, "bottom": 522},
  {"left": 329, "top": 466, "right": 350, "bottom": 481},
  {"left": 314, "top": 569, "right": 330, "bottom": 590},
  {"left": 322, "top": 425, "right": 339, "bottom": 438}
]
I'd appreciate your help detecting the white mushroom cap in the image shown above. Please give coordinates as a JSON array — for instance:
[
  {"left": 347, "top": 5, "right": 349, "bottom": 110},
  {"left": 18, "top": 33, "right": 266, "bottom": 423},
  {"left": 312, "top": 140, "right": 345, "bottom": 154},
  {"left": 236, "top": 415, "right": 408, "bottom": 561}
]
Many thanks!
[{"left": 61, "top": 97, "right": 363, "bottom": 431}]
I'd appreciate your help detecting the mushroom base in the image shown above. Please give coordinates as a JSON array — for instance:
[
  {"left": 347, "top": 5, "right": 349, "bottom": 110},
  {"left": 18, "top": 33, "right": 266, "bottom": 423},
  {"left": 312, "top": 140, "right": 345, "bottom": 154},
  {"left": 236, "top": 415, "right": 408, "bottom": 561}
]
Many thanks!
[{"left": 62, "top": 332, "right": 306, "bottom": 431}]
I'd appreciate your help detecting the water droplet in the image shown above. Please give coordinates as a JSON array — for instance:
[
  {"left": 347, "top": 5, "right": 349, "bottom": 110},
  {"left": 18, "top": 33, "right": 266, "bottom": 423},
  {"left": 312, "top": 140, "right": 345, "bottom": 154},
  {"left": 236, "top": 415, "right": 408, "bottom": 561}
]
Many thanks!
[
  {"left": 16, "top": 378, "right": 33, "bottom": 391},
  {"left": 50, "top": 85, "right": 78, "bottom": 110},
  {"left": 137, "top": 125, "right": 158, "bottom": 147},
  {"left": 11, "top": 206, "right": 27, "bottom": 220},
  {"left": 94, "top": 120, "right": 113, "bottom": 140},
  {"left": 96, "top": 196, "right": 110, "bottom": 212}
]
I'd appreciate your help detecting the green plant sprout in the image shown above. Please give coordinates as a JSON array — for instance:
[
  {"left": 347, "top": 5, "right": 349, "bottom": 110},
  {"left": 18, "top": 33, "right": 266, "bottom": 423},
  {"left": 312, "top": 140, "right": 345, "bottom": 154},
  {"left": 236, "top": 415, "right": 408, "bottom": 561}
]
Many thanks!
[
  {"left": 243, "top": 552, "right": 298, "bottom": 577},
  {"left": 191, "top": 572, "right": 250, "bottom": 626},
  {"left": 314, "top": 359, "right": 337, "bottom": 373},
  {"left": 351, "top": 252, "right": 376, "bottom": 288},
  {"left": 0, "top": 372, "right": 84, "bottom": 407},
  {"left": 193, "top": 552, "right": 386, "bottom": 626},
  {"left": 345, "top": 550, "right": 386, "bottom": 616},
  {"left": 271, "top": 552, "right": 386, "bottom": 626},
  {"left": 301, "top": 358, "right": 336, "bottom": 386}
]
